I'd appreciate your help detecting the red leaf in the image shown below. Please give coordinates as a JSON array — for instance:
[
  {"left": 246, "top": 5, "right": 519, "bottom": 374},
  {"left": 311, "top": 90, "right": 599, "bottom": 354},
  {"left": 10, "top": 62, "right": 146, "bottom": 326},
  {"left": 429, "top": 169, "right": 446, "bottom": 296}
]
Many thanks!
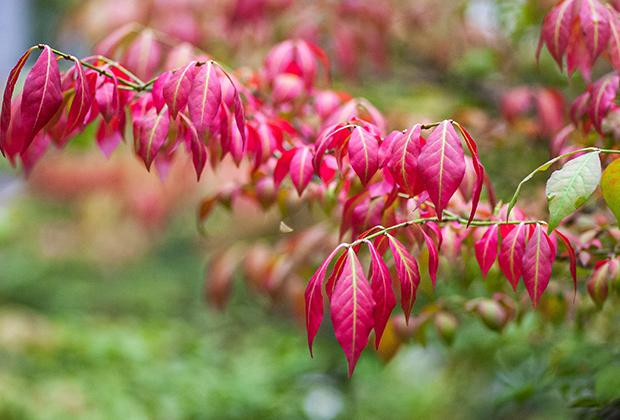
[
  {"left": 417, "top": 225, "right": 439, "bottom": 287},
  {"left": 20, "top": 45, "right": 63, "bottom": 151},
  {"left": 608, "top": 10, "right": 620, "bottom": 73},
  {"left": 388, "top": 124, "right": 424, "bottom": 196},
  {"left": 347, "top": 125, "right": 379, "bottom": 185},
  {"left": 95, "top": 74, "right": 120, "bottom": 122},
  {"left": 65, "top": 61, "right": 92, "bottom": 136},
  {"left": 0, "top": 48, "right": 33, "bottom": 155},
  {"left": 305, "top": 244, "right": 346, "bottom": 356},
  {"left": 96, "top": 113, "right": 125, "bottom": 158},
  {"left": 474, "top": 225, "right": 499, "bottom": 278},
  {"left": 290, "top": 147, "right": 314, "bottom": 196},
  {"left": 188, "top": 61, "right": 221, "bottom": 135},
  {"left": 522, "top": 225, "right": 555, "bottom": 307},
  {"left": 274, "top": 148, "right": 296, "bottom": 187},
  {"left": 579, "top": 0, "right": 610, "bottom": 62},
  {"left": 499, "top": 222, "right": 527, "bottom": 290},
  {"left": 330, "top": 248, "right": 374, "bottom": 376},
  {"left": 554, "top": 229, "right": 578, "bottom": 297},
  {"left": 419, "top": 120, "right": 466, "bottom": 220},
  {"left": 454, "top": 122, "right": 485, "bottom": 225},
  {"left": 123, "top": 29, "right": 161, "bottom": 80},
  {"left": 589, "top": 73, "right": 619, "bottom": 132},
  {"left": 163, "top": 62, "right": 196, "bottom": 119},
  {"left": 152, "top": 71, "right": 172, "bottom": 113},
  {"left": 539, "top": 0, "right": 576, "bottom": 68},
  {"left": 134, "top": 108, "right": 170, "bottom": 170},
  {"left": 387, "top": 234, "right": 420, "bottom": 321},
  {"left": 184, "top": 119, "right": 208, "bottom": 181},
  {"left": 364, "top": 241, "right": 396, "bottom": 349}
]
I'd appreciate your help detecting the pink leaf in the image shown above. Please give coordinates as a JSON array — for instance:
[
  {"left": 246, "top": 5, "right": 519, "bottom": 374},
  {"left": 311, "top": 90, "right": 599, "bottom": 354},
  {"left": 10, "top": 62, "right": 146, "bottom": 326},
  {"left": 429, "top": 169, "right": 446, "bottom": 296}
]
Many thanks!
[
  {"left": 579, "top": 0, "right": 610, "bottom": 62},
  {"left": 365, "top": 240, "right": 396, "bottom": 349},
  {"left": 522, "top": 225, "right": 555, "bottom": 307},
  {"left": 95, "top": 74, "right": 120, "bottom": 123},
  {"left": 20, "top": 46, "right": 63, "bottom": 151},
  {"left": 152, "top": 71, "right": 172, "bottom": 113},
  {"left": 274, "top": 148, "right": 296, "bottom": 187},
  {"left": 454, "top": 122, "right": 486, "bottom": 225},
  {"left": 474, "top": 225, "right": 499, "bottom": 278},
  {"left": 96, "top": 113, "right": 124, "bottom": 158},
  {"left": 123, "top": 29, "right": 161, "bottom": 80},
  {"left": 554, "top": 229, "right": 578, "bottom": 297},
  {"left": 499, "top": 222, "right": 527, "bottom": 291},
  {"left": 163, "top": 62, "right": 196, "bottom": 119},
  {"left": 589, "top": 74, "right": 619, "bottom": 132},
  {"left": 387, "top": 234, "right": 420, "bottom": 321},
  {"left": 290, "top": 147, "right": 314, "bottom": 196},
  {"left": 65, "top": 61, "right": 92, "bottom": 136},
  {"left": 539, "top": 0, "right": 576, "bottom": 68},
  {"left": 330, "top": 248, "right": 374, "bottom": 376},
  {"left": 347, "top": 125, "right": 379, "bottom": 185},
  {"left": 134, "top": 108, "right": 170, "bottom": 170},
  {"left": 388, "top": 124, "right": 424, "bottom": 196},
  {"left": 417, "top": 225, "right": 440, "bottom": 287},
  {"left": 305, "top": 244, "right": 346, "bottom": 356},
  {"left": 0, "top": 48, "right": 33, "bottom": 155},
  {"left": 608, "top": 11, "right": 620, "bottom": 73},
  {"left": 188, "top": 61, "right": 221, "bottom": 135},
  {"left": 419, "top": 120, "right": 466, "bottom": 220}
]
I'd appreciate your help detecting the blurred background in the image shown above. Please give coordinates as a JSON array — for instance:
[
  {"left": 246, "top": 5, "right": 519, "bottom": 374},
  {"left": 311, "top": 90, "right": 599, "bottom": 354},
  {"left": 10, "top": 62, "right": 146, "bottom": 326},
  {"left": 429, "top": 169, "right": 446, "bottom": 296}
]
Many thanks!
[{"left": 1, "top": 0, "right": 620, "bottom": 419}]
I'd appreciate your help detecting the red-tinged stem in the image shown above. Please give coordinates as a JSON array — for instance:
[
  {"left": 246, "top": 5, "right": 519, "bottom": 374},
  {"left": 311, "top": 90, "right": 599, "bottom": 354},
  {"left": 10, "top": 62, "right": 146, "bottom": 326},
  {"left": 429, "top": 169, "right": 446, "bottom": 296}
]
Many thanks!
[{"left": 346, "top": 211, "right": 545, "bottom": 248}]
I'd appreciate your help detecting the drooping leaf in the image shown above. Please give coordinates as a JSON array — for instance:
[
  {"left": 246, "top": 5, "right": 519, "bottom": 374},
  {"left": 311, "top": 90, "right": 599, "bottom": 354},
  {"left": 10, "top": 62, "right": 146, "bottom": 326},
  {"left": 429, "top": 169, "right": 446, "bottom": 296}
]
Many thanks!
[
  {"left": 163, "top": 62, "right": 196, "bottom": 119},
  {"left": 608, "top": 11, "right": 620, "bottom": 73},
  {"left": 554, "top": 229, "right": 578, "bottom": 296},
  {"left": 65, "top": 60, "right": 92, "bottom": 136},
  {"left": 475, "top": 225, "right": 499, "bottom": 278},
  {"left": 95, "top": 73, "right": 120, "bottom": 123},
  {"left": 539, "top": 0, "right": 576, "bottom": 68},
  {"left": 347, "top": 125, "right": 379, "bottom": 185},
  {"left": 419, "top": 120, "right": 466, "bottom": 220},
  {"left": 522, "top": 225, "right": 555, "bottom": 307},
  {"left": 601, "top": 157, "right": 620, "bottom": 223},
  {"left": 305, "top": 245, "right": 346, "bottom": 356},
  {"left": 330, "top": 248, "right": 374, "bottom": 376},
  {"left": 454, "top": 122, "right": 485, "bottom": 224},
  {"left": 387, "top": 234, "right": 420, "bottom": 321},
  {"left": 499, "top": 222, "right": 527, "bottom": 290},
  {"left": 152, "top": 71, "right": 172, "bottom": 113},
  {"left": 290, "top": 147, "right": 314, "bottom": 195},
  {"left": 387, "top": 124, "right": 424, "bottom": 196},
  {"left": 134, "top": 108, "right": 170, "bottom": 169},
  {"left": 20, "top": 45, "right": 63, "bottom": 151},
  {"left": 545, "top": 151, "right": 601, "bottom": 231},
  {"left": 589, "top": 74, "right": 619, "bottom": 132},
  {"left": 365, "top": 241, "right": 396, "bottom": 349},
  {"left": 579, "top": 0, "right": 610, "bottom": 62},
  {"left": 188, "top": 61, "right": 221, "bottom": 135},
  {"left": 0, "top": 47, "right": 33, "bottom": 155},
  {"left": 417, "top": 225, "right": 439, "bottom": 287}
]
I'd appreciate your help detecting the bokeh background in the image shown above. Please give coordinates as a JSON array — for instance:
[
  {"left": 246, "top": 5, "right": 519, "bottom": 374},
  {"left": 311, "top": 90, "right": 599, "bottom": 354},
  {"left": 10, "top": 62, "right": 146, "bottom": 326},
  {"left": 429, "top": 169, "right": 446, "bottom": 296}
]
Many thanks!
[{"left": 1, "top": 1, "right": 620, "bottom": 419}]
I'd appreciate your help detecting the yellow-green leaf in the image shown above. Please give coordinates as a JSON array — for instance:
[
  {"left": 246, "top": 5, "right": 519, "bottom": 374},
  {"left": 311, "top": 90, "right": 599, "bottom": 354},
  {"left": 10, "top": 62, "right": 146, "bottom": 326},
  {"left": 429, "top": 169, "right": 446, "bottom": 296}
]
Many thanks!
[{"left": 601, "top": 158, "right": 620, "bottom": 223}]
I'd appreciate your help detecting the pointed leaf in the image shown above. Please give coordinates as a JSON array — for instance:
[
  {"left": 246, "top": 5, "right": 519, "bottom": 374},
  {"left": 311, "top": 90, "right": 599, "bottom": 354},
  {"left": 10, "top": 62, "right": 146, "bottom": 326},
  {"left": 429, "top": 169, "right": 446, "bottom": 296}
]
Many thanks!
[
  {"left": 188, "top": 61, "right": 221, "bottom": 135},
  {"left": 330, "top": 248, "right": 374, "bottom": 376},
  {"left": 475, "top": 225, "right": 499, "bottom": 278},
  {"left": 454, "top": 122, "right": 485, "bottom": 224},
  {"left": 163, "top": 62, "right": 196, "bottom": 119},
  {"left": 589, "top": 74, "right": 619, "bottom": 132},
  {"left": 348, "top": 125, "right": 379, "bottom": 185},
  {"left": 540, "top": 0, "right": 576, "bottom": 68},
  {"left": 305, "top": 245, "right": 346, "bottom": 356},
  {"left": 554, "top": 229, "right": 578, "bottom": 296},
  {"left": 65, "top": 60, "right": 92, "bottom": 136},
  {"left": 20, "top": 46, "right": 63, "bottom": 151},
  {"left": 546, "top": 151, "right": 601, "bottom": 231},
  {"left": 365, "top": 240, "right": 396, "bottom": 348},
  {"left": 499, "top": 222, "right": 527, "bottom": 290},
  {"left": 388, "top": 124, "right": 424, "bottom": 195},
  {"left": 580, "top": 0, "right": 610, "bottom": 62},
  {"left": 134, "top": 108, "right": 170, "bottom": 169},
  {"left": 419, "top": 120, "right": 466, "bottom": 219},
  {"left": 387, "top": 234, "right": 420, "bottom": 321},
  {"left": 290, "top": 147, "right": 314, "bottom": 196},
  {"left": 1, "top": 48, "right": 33, "bottom": 154},
  {"left": 522, "top": 225, "right": 555, "bottom": 306},
  {"left": 417, "top": 225, "right": 439, "bottom": 287}
]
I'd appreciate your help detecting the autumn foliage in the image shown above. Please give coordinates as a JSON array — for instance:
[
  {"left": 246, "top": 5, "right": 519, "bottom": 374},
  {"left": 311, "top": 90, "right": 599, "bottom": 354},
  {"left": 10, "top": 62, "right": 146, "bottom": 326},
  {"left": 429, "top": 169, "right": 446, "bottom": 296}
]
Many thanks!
[{"left": 2, "top": 0, "right": 620, "bottom": 375}]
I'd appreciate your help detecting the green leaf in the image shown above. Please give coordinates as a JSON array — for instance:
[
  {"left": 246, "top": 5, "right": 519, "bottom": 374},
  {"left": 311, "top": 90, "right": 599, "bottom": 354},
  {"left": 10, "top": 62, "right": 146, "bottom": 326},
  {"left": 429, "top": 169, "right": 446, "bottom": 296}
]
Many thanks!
[
  {"left": 601, "top": 158, "right": 620, "bottom": 224},
  {"left": 545, "top": 152, "right": 601, "bottom": 232}
]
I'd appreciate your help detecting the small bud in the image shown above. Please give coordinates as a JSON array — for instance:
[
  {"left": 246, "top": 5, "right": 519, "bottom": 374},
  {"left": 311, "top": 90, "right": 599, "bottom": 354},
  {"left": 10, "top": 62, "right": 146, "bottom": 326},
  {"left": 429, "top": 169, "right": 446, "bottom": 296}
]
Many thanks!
[
  {"left": 475, "top": 300, "right": 509, "bottom": 332},
  {"left": 434, "top": 312, "right": 458, "bottom": 345},
  {"left": 588, "top": 261, "right": 611, "bottom": 308}
]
